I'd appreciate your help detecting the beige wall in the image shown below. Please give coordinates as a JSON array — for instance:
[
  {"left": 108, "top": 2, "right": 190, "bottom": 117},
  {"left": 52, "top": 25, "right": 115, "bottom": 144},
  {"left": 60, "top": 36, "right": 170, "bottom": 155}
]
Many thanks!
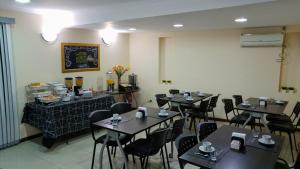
[
  {"left": 129, "top": 29, "right": 300, "bottom": 119},
  {"left": 0, "top": 10, "right": 129, "bottom": 138}
]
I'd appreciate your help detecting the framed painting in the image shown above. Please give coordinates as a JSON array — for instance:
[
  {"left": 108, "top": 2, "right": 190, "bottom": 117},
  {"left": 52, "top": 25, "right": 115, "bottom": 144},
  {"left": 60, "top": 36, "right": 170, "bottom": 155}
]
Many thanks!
[{"left": 61, "top": 43, "right": 100, "bottom": 73}]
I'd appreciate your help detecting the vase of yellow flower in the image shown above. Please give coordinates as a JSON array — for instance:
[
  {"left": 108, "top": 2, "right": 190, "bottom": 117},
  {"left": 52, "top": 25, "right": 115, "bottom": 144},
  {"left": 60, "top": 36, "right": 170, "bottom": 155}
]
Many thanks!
[{"left": 112, "top": 64, "right": 129, "bottom": 90}]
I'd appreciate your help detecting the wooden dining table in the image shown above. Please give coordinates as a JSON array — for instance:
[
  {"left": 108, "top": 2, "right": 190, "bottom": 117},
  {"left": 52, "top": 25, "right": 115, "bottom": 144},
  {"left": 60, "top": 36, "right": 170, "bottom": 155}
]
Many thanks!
[
  {"left": 161, "top": 92, "right": 212, "bottom": 117},
  {"left": 179, "top": 125, "right": 284, "bottom": 169},
  {"left": 93, "top": 107, "right": 180, "bottom": 169},
  {"left": 235, "top": 97, "right": 288, "bottom": 132}
]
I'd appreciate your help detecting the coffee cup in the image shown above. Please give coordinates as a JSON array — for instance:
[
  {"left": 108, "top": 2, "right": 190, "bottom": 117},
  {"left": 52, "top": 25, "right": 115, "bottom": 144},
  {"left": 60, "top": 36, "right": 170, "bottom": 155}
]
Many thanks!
[
  {"left": 262, "top": 135, "right": 271, "bottom": 143},
  {"left": 160, "top": 109, "right": 166, "bottom": 114},
  {"left": 202, "top": 141, "right": 212, "bottom": 151}
]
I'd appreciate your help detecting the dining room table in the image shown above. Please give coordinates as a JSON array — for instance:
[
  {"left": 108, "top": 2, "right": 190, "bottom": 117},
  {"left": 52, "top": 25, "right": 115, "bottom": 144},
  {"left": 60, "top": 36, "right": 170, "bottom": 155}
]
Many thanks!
[
  {"left": 93, "top": 107, "right": 180, "bottom": 169},
  {"left": 161, "top": 92, "right": 212, "bottom": 118},
  {"left": 179, "top": 125, "right": 284, "bottom": 169},
  {"left": 235, "top": 97, "right": 288, "bottom": 132}
]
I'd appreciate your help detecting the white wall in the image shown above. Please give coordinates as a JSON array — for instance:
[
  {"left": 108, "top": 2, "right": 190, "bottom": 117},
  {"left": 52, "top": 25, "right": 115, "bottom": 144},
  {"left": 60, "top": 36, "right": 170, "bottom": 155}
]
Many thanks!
[
  {"left": 129, "top": 29, "right": 300, "bottom": 119},
  {"left": 0, "top": 10, "right": 129, "bottom": 138}
]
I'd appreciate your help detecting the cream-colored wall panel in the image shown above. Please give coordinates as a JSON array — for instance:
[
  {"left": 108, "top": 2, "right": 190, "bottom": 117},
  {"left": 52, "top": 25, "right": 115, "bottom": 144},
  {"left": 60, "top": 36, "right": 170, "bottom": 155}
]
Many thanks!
[
  {"left": 0, "top": 10, "right": 129, "bottom": 138},
  {"left": 129, "top": 30, "right": 300, "bottom": 119}
]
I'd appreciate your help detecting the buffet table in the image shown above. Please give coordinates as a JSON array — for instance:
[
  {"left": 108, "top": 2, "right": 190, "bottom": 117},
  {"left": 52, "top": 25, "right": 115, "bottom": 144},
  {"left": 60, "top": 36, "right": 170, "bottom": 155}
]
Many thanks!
[{"left": 22, "top": 94, "right": 115, "bottom": 148}]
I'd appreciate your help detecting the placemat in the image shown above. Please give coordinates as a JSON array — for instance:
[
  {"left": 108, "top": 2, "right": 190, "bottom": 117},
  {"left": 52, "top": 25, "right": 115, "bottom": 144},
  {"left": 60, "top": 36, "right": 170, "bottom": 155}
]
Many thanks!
[{"left": 246, "top": 135, "right": 281, "bottom": 153}]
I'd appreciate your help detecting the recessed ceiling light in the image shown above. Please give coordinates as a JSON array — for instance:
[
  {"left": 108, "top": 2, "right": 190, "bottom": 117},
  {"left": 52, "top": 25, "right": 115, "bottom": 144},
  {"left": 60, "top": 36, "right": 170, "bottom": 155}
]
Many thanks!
[
  {"left": 15, "top": 0, "right": 31, "bottom": 3},
  {"left": 173, "top": 24, "right": 184, "bottom": 28},
  {"left": 234, "top": 17, "right": 248, "bottom": 23},
  {"left": 128, "top": 28, "right": 136, "bottom": 31}
]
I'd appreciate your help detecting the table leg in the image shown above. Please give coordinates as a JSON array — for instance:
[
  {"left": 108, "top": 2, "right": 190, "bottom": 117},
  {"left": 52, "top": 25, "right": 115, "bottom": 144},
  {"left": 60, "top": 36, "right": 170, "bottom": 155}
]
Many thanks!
[
  {"left": 241, "top": 114, "right": 253, "bottom": 128},
  {"left": 260, "top": 114, "right": 270, "bottom": 133},
  {"left": 99, "top": 134, "right": 109, "bottom": 169}
]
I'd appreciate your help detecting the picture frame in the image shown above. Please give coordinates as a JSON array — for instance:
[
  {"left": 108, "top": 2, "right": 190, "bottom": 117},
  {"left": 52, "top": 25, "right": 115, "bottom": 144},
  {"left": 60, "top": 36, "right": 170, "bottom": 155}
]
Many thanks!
[{"left": 61, "top": 43, "right": 100, "bottom": 73}]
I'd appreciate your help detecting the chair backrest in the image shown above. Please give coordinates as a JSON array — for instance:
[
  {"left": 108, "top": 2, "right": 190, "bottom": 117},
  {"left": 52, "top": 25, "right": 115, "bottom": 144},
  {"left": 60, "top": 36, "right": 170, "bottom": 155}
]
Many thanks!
[
  {"left": 209, "top": 94, "right": 220, "bottom": 108},
  {"left": 175, "top": 134, "right": 198, "bottom": 157},
  {"left": 291, "top": 102, "right": 300, "bottom": 122},
  {"left": 89, "top": 110, "right": 113, "bottom": 141},
  {"left": 197, "top": 122, "right": 217, "bottom": 141},
  {"left": 198, "top": 99, "right": 210, "bottom": 112},
  {"left": 148, "top": 128, "right": 170, "bottom": 150},
  {"left": 111, "top": 102, "right": 132, "bottom": 115},
  {"left": 232, "top": 95, "right": 243, "bottom": 107},
  {"left": 170, "top": 118, "right": 186, "bottom": 140},
  {"left": 155, "top": 94, "right": 169, "bottom": 108},
  {"left": 222, "top": 99, "right": 234, "bottom": 114},
  {"left": 169, "top": 89, "right": 180, "bottom": 95}
]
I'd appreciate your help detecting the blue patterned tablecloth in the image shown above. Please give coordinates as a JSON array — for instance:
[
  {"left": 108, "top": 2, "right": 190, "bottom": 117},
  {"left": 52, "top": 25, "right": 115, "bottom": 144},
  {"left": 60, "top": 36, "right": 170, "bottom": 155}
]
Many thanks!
[{"left": 22, "top": 94, "right": 115, "bottom": 139}]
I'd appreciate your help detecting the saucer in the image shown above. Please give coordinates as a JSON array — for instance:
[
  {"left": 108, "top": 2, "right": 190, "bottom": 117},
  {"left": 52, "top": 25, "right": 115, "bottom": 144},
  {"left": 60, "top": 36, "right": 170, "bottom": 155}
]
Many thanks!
[
  {"left": 198, "top": 93, "right": 205, "bottom": 96},
  {"left": 186, "top": 97, "right": 194, "bottom": 101},
  {"left": 110, "top": 116, "right": 122, "bottom": 121},
  {"left": 258, "top": 138, "right": 275, "bottom": 146},
  {"left": 199, "top": 145, "right": 215, "bottom": 153},
  {"left": 158, "top": 112, "right": 169, "bottom": 117},
  {"left": 275, "top": 100, "right": 284, "bottom": 104},
  {"left": 241, "top": 103, "right": 251, "bottom": 107}
]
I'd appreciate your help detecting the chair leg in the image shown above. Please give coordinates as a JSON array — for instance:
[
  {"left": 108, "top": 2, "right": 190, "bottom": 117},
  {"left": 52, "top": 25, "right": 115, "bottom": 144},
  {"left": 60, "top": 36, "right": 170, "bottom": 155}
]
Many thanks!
[
  {"left": 293, "top": 133, "right": 298, "bottom": 151},
  {"left": 91, "top": 143, "right": 96, "bottom": 169},
  {"left": 169, "top": 141, "right": 174, "bottom": 158},
  {"left": 288, "top": 133, "right": 295, "bottom": 162},
  {"left": 144, "top": 156, "right": 149, "bottom": 169},
  {"left": 139, "top": 157, "right": 144, "bottom": 169},
  {"left": 193, "top": 119, "right": 197, "bottom": 134},
  {"left": 106, "top": 146, "right": 113, "bottom": 169},
  {"left": 189, "top": 117, "right": 194, "bottom": 130},
  {"left": 161, "top": 148, "right": 166, "bottom": 169},
  {"left": 113, "top": 146, "right": 117, "bottom": 157},
  {"left": 212, "top": 110, "right": 215, "bottom": 121},
  {"left": 164, "top": 145, "right": 170, "bottom": 169},
  {"left": 178, "top": 159, "right": 184, "bottom": 169},
  {"left": 258, "top": 119, "right": 262, "bottom": 131}
]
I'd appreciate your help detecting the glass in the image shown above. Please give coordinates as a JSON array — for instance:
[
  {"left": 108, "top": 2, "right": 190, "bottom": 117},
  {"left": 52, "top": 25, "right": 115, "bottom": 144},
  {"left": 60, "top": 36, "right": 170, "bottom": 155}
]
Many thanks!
[
  {"left": 75, "top": 76, "right": 83, "bottom": 88},
  {"left": 112, "top": 114, "right": 119, "bottom": 126}
]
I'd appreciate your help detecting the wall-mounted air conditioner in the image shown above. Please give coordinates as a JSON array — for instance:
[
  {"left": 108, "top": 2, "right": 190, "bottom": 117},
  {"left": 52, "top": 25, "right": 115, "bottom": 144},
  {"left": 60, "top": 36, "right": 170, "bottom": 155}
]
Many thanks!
[{"left": 240, "top": 33, "right": 284, "bottom": 47}]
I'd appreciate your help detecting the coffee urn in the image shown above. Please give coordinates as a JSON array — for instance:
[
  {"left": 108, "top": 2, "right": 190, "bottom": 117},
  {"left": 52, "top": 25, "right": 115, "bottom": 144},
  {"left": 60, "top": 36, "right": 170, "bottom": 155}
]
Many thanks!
[{"left": 128, "top": 73, "right": 137, "bottom": 88}]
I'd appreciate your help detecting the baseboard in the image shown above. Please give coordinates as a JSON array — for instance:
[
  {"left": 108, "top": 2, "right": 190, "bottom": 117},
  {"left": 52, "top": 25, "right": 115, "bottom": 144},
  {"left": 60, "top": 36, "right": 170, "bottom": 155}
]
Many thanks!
[{"left": 20, "top": 133, "right": 43, "bottom": 142}]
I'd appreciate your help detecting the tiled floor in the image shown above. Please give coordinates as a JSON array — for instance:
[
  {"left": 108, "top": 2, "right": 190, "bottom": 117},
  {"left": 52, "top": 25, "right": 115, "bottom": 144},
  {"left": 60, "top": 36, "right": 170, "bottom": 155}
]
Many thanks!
[{"left": 0, "top": 122, "right": 296, "bottom": 169}]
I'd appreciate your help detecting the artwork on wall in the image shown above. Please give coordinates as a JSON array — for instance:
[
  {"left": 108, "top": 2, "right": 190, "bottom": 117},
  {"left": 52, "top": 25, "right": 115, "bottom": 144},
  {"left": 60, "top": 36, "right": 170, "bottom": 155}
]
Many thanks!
[{"left": 61, "top": 43, "right": 100, "bottom": 73}]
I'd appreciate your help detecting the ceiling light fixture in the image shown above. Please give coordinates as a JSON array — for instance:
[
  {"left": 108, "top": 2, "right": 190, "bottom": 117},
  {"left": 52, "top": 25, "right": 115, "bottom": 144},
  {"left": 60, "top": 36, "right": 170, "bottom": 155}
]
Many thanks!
[
  {"left": 173, "top": 24, "right": 184, "bottom": 28},
  {"left": 128, "top": 28, "right": 136, "bottom": 31},
  {"left": 15, "top": 0, "right": 31, "bottom": 3},
  {"left": 234, "top": 17, "right": 248, "bottom": 23}
]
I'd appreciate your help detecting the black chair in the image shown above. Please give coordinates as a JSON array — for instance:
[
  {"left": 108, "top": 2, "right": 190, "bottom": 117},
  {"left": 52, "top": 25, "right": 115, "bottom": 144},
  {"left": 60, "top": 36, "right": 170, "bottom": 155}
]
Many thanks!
[
  {"left": 152, "top": 118, "right": 186, "bottom": 158},
  {"left": 111, "top": 102, "right": 134, "bottom": 115},
  {"left": 155, "top": 94, "right": 170, "bottom": 109},
  {"left": 233, "top": 95, "right": 263, "bottom": 131},
  {"left": 268, "top": 117, "right": 300, "bottom": 161},
  {"left": 273, "top": 143, "right": 300, "bottom": 169},
  {"left": 169, "top": 89, "right": 180, "bottom": 94},
  {"left": 267, "top": 101, "right": 300, "bottom": 123},
  {"left": 89, "top": 110, "right": 132, "bottom": 169},
  {"left": 175, "top": 134, "right": 198, "bottom": 169},
  {"left": 222, "top": 99, "right": 254, "bottom": 128},
  {"left": 124, "top": 128, "right": 170, "bottom": 169},
  {"left": 197, "top": 122, "right": 217, "bottom": 141},
  {"left": 188, "top": 99, "right": 210, "bottom": 133},
  {"left": 207, "top": 94, "right": 220, "bottom": 120}
]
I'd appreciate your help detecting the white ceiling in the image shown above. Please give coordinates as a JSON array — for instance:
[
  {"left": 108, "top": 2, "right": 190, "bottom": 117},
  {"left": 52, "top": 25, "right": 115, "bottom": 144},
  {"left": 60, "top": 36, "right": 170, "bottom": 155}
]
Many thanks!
[{"left": 1, "top": 0, "right": 300, "bottom": 32}]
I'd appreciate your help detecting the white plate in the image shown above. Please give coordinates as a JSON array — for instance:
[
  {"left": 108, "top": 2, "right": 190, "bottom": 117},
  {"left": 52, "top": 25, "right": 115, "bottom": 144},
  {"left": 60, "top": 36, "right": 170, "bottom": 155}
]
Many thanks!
[
  {"left": 111, "top": 116, "right": 122, "bottom": 121},
  {"left": 258, "top": 138, "right": 275, "bottom": 146},
  {"left": 158, "top": 112, "right": 169, "bottom": 117},
  {"left": 275, "top": 100, "right": 284, "bottom": 104},
  {"left": 241, "top": 103, "right": 251, "bottom": 106},
  {"left": 199, "top": 145, "right": 215, "bottom": 153},
  {"left": 259, "top": 97, "right": 269, "bottom": 100},
  {"left": 186, "top": 97, "right": 194, "bottom": 101}
]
